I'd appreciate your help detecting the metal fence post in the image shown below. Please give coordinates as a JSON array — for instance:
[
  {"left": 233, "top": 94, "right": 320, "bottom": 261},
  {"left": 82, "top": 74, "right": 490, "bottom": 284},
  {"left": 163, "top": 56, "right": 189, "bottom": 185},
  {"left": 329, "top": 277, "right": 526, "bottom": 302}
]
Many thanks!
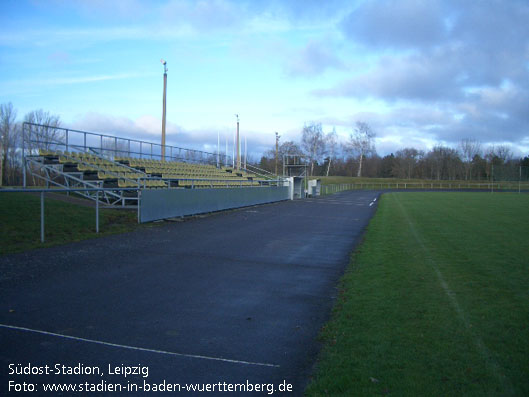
[
  {"left": 519, "top": 166, "right": 521, "bottom": 194},
  {"left": 40, "top": 192, "right": 45, "bottom": 243},
  {"left": 96, "top": 190, "right": 99, "bottom": 233}
]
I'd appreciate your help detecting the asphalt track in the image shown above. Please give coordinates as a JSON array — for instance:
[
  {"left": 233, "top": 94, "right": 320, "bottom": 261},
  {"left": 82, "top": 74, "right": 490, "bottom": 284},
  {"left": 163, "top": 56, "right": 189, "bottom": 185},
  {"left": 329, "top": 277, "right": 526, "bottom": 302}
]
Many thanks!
[{"left": 0, "top": 190, "right": 380, "bottom": 396}]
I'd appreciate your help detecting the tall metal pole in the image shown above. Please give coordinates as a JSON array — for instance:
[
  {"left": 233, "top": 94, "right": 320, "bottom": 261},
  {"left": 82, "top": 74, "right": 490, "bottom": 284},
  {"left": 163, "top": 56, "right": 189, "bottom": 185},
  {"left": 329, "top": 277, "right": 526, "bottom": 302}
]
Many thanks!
[
  {"left": 235, "top": 114, "right": 240, "bottom": 170},
  {"left": 161, "top": 59, "right": 168, "bottom": 161}
]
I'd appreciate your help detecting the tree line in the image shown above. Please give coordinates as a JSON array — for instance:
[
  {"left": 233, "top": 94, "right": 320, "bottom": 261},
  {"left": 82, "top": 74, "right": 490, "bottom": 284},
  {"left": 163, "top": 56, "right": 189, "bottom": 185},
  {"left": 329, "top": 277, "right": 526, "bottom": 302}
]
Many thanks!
[
  {"left": 258, "top": 121, "right": 529, "bottom": 181},
  {"left": 2, "top": 102, "right": 528, "bottom": 186},
  {"left": 0, "top": 102, "right": 62, "bottom": 186}
]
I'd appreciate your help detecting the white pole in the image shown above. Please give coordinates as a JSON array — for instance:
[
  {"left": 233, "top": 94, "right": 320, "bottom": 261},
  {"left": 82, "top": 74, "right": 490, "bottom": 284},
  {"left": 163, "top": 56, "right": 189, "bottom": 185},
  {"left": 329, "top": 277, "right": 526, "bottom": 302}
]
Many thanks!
[
  {"left": 244, "top": 135, "right": 247, "bottom": 170},
  {"left": 236, "top": 115, "right": 240, "bottom": 170},
  {"left": 161, "top": 60, "right": 168, "bottom": 161},
  {"left": 225, "top": 137, "right": 228, "bottom": 167},
  {"left": 232, "top": 129, "right": 235, "bottom": 168},
  {"left": 217, "top": 131, "right": 220, "bottom": 168}
]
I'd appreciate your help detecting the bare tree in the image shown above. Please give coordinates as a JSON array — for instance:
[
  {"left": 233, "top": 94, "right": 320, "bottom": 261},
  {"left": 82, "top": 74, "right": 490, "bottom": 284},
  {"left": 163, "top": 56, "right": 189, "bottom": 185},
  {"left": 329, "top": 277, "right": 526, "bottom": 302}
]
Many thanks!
[
  {"left": 459, "top": 138, "right": 481, "bottom": 180},
  {"left": 279, "top": 140, "right": 303, "bottom": 157},
  {"left": 486, "top": 144, "right": 513, "bottom": 165},
  {"left": 301, "top": 122, "right": 325, "bottom": 176},
  {"left": 260, "top": 141, "right": 303, "bottom": 174},
  {"left": 345, "top": 121, "right": 375, "bottom": 177},
  {"left": 325, "top": 127, "right": 338, "bottom": 177},
  {"left": 394, "top": 147, "right": 423, "bottom": 179},
  {"left": 24, "top": 109, "right": 62, "bottom": 152},
  {"left": 1, "top": 102, "right": 18, "bottom": 186},
  {"left": 426, "top": 145, "right": 462, "bottom": 180}
]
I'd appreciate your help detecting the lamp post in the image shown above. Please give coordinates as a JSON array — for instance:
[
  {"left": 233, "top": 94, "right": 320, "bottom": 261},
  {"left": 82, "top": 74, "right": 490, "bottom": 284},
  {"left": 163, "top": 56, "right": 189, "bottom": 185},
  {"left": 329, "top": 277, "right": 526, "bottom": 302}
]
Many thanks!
[{"left": 161, "top": 59, "right": 168, "bottom": 161}]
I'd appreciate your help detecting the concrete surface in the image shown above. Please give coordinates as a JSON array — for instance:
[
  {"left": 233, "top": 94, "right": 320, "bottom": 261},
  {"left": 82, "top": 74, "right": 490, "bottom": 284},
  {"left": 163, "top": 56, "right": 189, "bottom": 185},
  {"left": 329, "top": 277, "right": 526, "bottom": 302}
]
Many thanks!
[{"left": 0, "top": 190, "right": 380, "bottom": 396}]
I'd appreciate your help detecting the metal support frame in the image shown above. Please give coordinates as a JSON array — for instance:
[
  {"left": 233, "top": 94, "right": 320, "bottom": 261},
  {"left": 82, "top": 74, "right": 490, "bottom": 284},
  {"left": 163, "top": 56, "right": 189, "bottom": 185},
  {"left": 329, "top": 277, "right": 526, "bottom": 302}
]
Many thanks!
[
  {"left": 21, "top": 123, "right": 282, "bottom": 210},
  {"left": 25, "top": 156, "right": 132, "bottom": 206},
  {"left": 283, "top": 154, "right": 308, "bottom": 197}
]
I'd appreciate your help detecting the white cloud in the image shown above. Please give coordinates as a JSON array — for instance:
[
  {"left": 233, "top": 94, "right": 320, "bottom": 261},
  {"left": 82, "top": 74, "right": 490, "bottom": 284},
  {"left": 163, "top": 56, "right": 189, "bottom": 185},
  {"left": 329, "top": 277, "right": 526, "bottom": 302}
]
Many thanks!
[
  {"left": 310, "top": 0, "right": 529, "bottom": 153},
  {"left": 68, "top": 111, "right": 271, "bottom": 159},
  {"left": 285, "top": 39, "right": 345, "bottom": 76},
  {"left": 342, "top": 0, "right": 447, "bottom": 49}
]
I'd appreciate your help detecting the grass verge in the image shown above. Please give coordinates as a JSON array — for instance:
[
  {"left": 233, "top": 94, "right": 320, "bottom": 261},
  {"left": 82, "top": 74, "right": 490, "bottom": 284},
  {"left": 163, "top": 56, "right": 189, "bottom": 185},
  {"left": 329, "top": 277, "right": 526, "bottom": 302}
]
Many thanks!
[
  {"left": 0, "top": 193, "right": 140, "bottom": 255},
  {"left": 306, "top": 192, "right": 529, "bottom": 396}
]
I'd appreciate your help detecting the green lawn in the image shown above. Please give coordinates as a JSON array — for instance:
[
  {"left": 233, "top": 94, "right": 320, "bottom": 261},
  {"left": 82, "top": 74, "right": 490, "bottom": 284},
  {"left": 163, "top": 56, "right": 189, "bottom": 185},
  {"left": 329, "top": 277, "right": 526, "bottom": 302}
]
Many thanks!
[
  {"left": 0, "top": 192, "right": 140, "bottom": 255},
  {"left": 306, "top": 192, "right": 529, "bottom": 396}
]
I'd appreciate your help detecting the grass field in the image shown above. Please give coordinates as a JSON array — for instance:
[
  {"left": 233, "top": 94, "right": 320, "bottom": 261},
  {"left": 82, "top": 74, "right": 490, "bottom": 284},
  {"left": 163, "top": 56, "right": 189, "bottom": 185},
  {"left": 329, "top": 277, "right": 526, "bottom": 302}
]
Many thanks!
[
  {"left": 0, "top": 192, "right": 140, "bottom": 255},
  {"left": 306, "top": 192, "right": 529, "bottom": 396}
]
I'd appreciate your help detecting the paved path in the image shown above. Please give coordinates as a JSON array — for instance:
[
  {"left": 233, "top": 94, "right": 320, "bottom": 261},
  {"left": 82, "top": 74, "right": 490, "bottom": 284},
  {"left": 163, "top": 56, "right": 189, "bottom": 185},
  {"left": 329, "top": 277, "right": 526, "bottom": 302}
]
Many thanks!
[{"left": 0, "top": 190, "right": 380, "bottom": 395}]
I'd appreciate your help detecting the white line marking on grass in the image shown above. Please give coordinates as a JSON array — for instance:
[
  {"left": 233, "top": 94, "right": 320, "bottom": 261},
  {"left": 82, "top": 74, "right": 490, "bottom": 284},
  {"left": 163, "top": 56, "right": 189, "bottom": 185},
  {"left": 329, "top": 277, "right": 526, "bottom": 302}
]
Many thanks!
[
  {"left": 0, "top": 323, "right": 280, "bottom": 368},
  {"left": 393, "top": 195, "right": 515, "bottom": 394}
]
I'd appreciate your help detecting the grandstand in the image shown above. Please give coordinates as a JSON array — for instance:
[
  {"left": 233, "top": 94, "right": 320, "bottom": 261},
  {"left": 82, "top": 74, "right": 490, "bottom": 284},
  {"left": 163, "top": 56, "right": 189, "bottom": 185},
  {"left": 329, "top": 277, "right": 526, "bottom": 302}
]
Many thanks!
[{"left": 22, "top": 122, "right": 290, "bottom": 220}]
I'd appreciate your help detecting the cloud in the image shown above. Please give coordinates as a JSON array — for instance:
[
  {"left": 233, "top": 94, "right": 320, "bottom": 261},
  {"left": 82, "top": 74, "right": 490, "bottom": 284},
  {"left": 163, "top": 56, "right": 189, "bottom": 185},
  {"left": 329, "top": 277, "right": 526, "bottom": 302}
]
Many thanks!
[
  {"left": 49, "top": 73, "right": 140, "bottom": 86},
  {"left": 314, "top": 49, "right": 465, "bottom": 101},
  {"left": 285, "top": 39, "right": 345, "bottom": 76},
  {"left": 68, "top": 112, "right": 271, "bottom": 159},
  {"left": 0, "top": 72, "right": 141, "bottom": 97},
  {"left": 160, "top": 0, "right": 242, "bottom": 32},
  {"left": 48, "top": 0, "right": 152, "bottom": 21},
  {"left": 342, "top": 0, "right": 447, "bottom": 49},
  {"left": 310, "top": 1, "right": 529, "bottom": 153}
]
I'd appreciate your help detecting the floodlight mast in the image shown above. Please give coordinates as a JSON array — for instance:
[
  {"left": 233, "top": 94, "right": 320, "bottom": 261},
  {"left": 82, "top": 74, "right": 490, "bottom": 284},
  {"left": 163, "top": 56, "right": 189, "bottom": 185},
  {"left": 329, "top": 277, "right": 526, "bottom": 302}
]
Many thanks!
[{"left": 161, "top": 59, "right": 168, "bottom": 161}]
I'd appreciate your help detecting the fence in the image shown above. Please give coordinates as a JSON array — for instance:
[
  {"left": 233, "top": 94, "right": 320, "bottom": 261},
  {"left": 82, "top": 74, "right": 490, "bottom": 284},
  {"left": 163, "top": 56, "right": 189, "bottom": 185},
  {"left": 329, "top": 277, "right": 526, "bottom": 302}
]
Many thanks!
[
  {"left": 0, "top": 187, "right": 140, "bottom": 243},
  {"left": 1, "top": 182, "right": 289, "bottom": 244},
  {"left": 321, "top": 181, "right": 529, "bottom": 195}
]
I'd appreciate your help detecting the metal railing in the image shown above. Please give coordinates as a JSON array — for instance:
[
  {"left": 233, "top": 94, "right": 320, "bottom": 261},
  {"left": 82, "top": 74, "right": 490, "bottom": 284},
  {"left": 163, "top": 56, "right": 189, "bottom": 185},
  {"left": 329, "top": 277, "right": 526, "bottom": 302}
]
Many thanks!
[
  {"left": 21, "top": 122, "right": 278, "bottom": 187},
  {"left": 141, "top": 177, "right": 282, "bottom": 189},
  {"left": 22, "top": 122, "right": 233, "bottom": 170},
  {"left": 321, "top": 182, "right": 529, "bottom": 195},
  {"left": 0, "top": 187, "right": 141, "bottom": 243}
]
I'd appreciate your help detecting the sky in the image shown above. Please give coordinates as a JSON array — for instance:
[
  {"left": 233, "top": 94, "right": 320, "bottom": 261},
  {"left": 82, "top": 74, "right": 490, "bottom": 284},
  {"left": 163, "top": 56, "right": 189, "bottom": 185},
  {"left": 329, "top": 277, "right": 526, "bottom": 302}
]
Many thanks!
[{"left": 1, "top": 0, "right": 528, "bottom": 160}]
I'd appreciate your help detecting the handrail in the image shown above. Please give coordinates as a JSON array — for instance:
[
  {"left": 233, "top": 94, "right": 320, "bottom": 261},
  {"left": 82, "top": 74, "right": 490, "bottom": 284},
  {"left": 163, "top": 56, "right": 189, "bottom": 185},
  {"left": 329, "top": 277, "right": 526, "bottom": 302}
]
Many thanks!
[
  {"left": 320, "top": 181, "right": 529, "bottom": 195},
  {"left": 22, "top": 122, "right": 232, "bottom": 167},
  {"left": 0, "top": 187, "right": 142, "bottom": 243},
  {"left": 244, "top": 163, "right": 278, "bottom": 179}
]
